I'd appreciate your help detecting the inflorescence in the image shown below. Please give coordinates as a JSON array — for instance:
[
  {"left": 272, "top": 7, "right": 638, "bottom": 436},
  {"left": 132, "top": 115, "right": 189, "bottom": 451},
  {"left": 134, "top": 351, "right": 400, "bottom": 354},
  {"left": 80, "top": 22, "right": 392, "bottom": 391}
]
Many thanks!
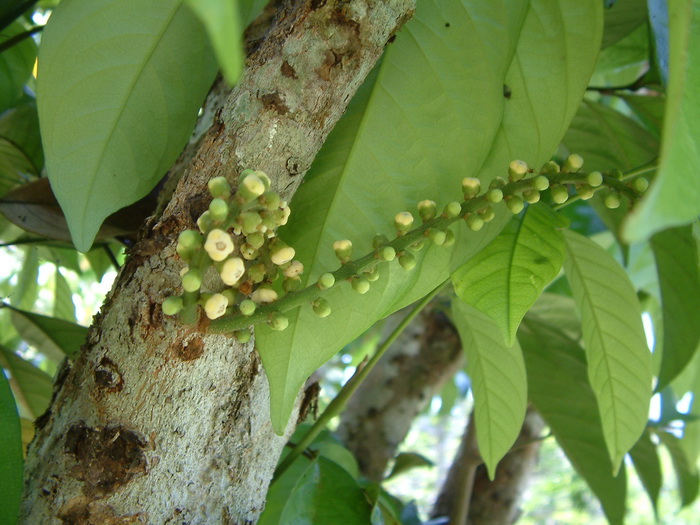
[{"left": 162, "top": 157, "right": 649, "bottom": 340}]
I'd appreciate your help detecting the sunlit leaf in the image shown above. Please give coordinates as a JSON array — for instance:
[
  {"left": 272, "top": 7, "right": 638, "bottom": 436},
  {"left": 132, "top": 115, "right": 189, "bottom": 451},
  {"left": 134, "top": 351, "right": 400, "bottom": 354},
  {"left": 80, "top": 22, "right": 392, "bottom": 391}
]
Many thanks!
[
  {"left": 12, "top": 245, "right": 38, "bottom": 311},
  {"left": 0, "top": 368, "right": 22, "bottom": 525},
  {"left": 0, "top": 20, "right": 36, "bottom": 113},
  {"left": 38, "top": 0, "right": 218, "bottom": 250},
  {"left": 563, "top": 230, "right": 652, "bottom": 472},
  {"left": 452, "top": 205, "right": 567, "bottom": 345},
  {"left": 629, "top": 429, "right": 662, "bottom": 515},
  {"left": 53, "top": 266, "right": 75, "bottom": 322},
  {"left": 451, "top": 299, "right": 527, "bottom": 479},
  {"left": 0, "top": 345, "right": 51, "bottom": 419}
]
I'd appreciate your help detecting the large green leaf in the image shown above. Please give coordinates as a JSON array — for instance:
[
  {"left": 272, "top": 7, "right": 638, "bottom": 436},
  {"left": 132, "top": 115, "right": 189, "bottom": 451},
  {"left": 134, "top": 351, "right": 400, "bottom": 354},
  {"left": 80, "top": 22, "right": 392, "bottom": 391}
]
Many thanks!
[
  {"left": 601, "top": 0, "right": 648, "bottom": 48},
  {"left": 624, "top": 0, "right": 700, "bottom": 241},
  {"left": 38, "top": 0, "right": 218, "bottom": 251},
  {"left": 628, "top": 429, "right": 662, "bottom": 515},
  {"left": 0, "top": 345, "right": 52, "bottom": 419},
  {"left": 184, "top": 0, "right": 243, "bottom": 85},
  {"left": 520, "top": 308, "right": 627, "bottom": 525},
  {"left": 651, "top": 225, "right": 700, "bottom": 390},
  {"left": 0, "top": 369, "right": 22, "bottom": 525},
  {"left": 7, "top": 304, "right": 87, "bottom": 361},
  {"left": 0, "top": 20, "right": 36, "bottom": 113},
  {"left": 452, "top": 205, "right": 567, "bottom": 345},
  {"left": 258, "top": 0, "right": 603, "bottom": 434},
  {"left": 659, "top": 431, "right": 700, "bottom": 508},
  {"left": 562, "top": 230, "right": 652, "bottom": 472},
  {"left": 451, "top": 299, "right": 527, "bottom": 479},
  {"left": 0, "top": 98, "right": 43, "bottom": 175},
  {"left": 591, "top": 22, "right": 649, "bottom": 87}
]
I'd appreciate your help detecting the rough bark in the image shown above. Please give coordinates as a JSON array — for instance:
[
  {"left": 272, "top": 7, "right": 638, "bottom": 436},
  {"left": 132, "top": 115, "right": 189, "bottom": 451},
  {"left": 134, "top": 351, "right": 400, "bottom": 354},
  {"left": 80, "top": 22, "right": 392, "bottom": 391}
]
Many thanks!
[
  {"left": 336, "top": 307, "right": 464, "bottom": 481},
  {"left": 20, "top": 1, "right": 415, "bottom": 523},
  {"left": 432, "top": 407, "right": 546, "bottom": 525}
]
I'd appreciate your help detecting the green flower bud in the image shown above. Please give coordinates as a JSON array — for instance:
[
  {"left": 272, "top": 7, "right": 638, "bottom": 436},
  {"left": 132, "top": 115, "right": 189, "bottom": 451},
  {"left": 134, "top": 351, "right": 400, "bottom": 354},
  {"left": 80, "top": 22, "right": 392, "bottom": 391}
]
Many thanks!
[
  {"left": 352, "top": 276, "right": 370, "bottom": 294},
  {"left": 269, "top": 311, "right": 289, "bottom": 331},
  {"left": 221, "top": 289, "right": 236, "bottom": 304},
  {"left": 466, "top": 214, "right": 484, "bottom": 232},
  {"left": 204, "top": 229, "right": 235, "bottom": 262},
  {"left": 333, "top": 239, "right": 353, "bottom": 263},
  {"left": 418, "top": 200, "right": 437, "bottom": 221},
  {"left": 247, "top": 263, "right": 266, "bottom": 283},
  {"left": 220, "top": 257, "right": 245, "bottom": 286},
  {"left": 551, "top": 185, "right": 569, "bottom": 204},
  {"left": 539, "top": 161, "right": 560, "bottom": 175},
  {"left": 283, "top": 260, "right": 304, "bottom": 278},
  {"left": 208, "top": 176, "right": 231, "bottom": 199},
  {"left": 523, "top": 190, "right": 541, "bottom": 203},
  {"left": 251, "top": 286, "right": 278, "bottom": 304},
  {"left": 508, "top": 160, "right": 529, "bottom": 182},
  {"left": 489, "top": 176, "right": 507, "bottom": 189},
  {"left": 197, "top": 292, "right": 212, "bottom": 306},
  {"left": 246, "top": 232, "right": 265, "bottom": 249},
  {"left": 479, "top": 206, "right": 495, "bottom": 223},
  {"left": 312, "top": 298, "right": 332, "bottom": 318},
  {"left": 443, "top": 229, "right": 456, "bottom": 247},
  {"left": 239, "top": 212, "right": 263, "bottom": 235},
  {"left": 234, "top": 330, "right": 252, "bottom": 344},
  {"left": 533, "top": 175, "right": 550, "bottom": 191},
  {"left": 587, "top": 171, "right": 603, "bottom": 187},
  {"left": 204, "top": 293, "right": 229, "bottom": 320},
  {"left": 605, "top": 191, "right": 621, "bottom": 209},
  {"left": 283, "top": 276, "right": 302, "bottom": 292},
  {"left": 576, "top": 184, "right": 595, "bottom": 200},
  {"left": 239, "top": 299, "right": 256, "bottom": 316},
  {"left": 182, "top": 269, "right": 203, "bottom": 292},
  {"left": 317, "top": 272, "right": 336, "bottom": 290},
  {"left": 632, "top": 177, "right": 649, "bottom": 192},
  {"left": 177, "top": 230, "right": 202, "bottom": 260},
  {"left": 399, "top": 252, "right": 416, "bottom": 270},
  {"left": 240, "top": 243, "right": 258, "bottom": 261},
  {"left": 209, "top": 198, "right": 229, "bottom": 222},
  {"left": 461, "top": 177, "right": 481, "bottom": 198},
  {"left": 162, "top": 296, "right": 183, "bottom": 316},
  {"left": 377, "top": 245, "right": 396, "bottom": 262},
  {"left": 486, "top": 188, "right": 503, "bottom": 204},
  {"left": 411, "top": 238, "right": 427, "bottom": 251},
  {"left": 260, "top": 191, "right": 281, "bottom": 211},
  {"left": 373, "top": 234, "right": 390, "bottom": 249},
  {"left": 563, "top": 154, "right": 584, "bottom": 173},
  {"left": 429, "top": 229, "right": 447, "bottom": 246},
  {"left": 253, "top": 170, "right": 272, "bottom": 190},
  {"left": 197, "top": 210, "right": 213, "bottom": 233},
  {"left": 610, "top": 169, "right": 624, "bottom": 180},
  {"left": 506, "top": 195, "right": 525, "bottom": 214},
  {"left": 270, "top": 241, "right": 296, "bottom": 266},
  {"left": 394, "top": 211, "right": 414, "bottom": 232},
  {"left": 365, "top": 266, "right": 380, "bottom": 282},
  {"left": 443, "top": 201, "right": 462, "bottom": 219},
  {"left": 238, "top": 173, "right": 266, "bottom": 202}
]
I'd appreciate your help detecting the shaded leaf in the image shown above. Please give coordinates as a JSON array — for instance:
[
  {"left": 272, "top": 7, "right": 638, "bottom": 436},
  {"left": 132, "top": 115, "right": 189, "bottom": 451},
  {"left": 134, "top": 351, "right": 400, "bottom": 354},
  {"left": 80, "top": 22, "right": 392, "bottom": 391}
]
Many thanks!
[
  {"left": 629, "top": 429, "right": 662, "bottom": 515},
  {"left": 451, "top": 299, "right": 527, "bottom": 479},
  {"left": 651, "top": 225, "right": 700, "bottom": 390},
  {"left": 0, "top": 368, "right": 22, "bottom": 525},
  {"left": 0, "top": 98, "right": 43, "bottom": 174},
  {"left": 0, "top": 136, "right": 34, "bottom": 194},
  {"left": 386, "top": 452, "right": 434, "bottom": 481},
  {"left": 53, "top": 266, "right": 75, "bottom": 322},
  {"left": 0, "top": 344, "right": 51, "bottom": 419},
  {"left": 259, "top": 455, "right": 313, "bottom": 525},
  {"left": 659, "top": 430, "right": 700, "bottom": 508},
  {"left": 0, "top": 20, "right": 36, "bottom": 112},
  {"left": 602, "top": 0, "right": 648, "bottom": 48},
  {"left": 562, "top": 230, "right": 652, "bottom": 472},
  {"left": 12, "top": 244, "right": 38, "bottom": 310},
  {"left": 620, "top": 93, "right": 666, "bottom": 139},
  {"left": 38, "top": 0, "right": 218, "bottom": 250},
  {"left": 592, "top": 22, "right": 649, "bottom": 87},
  {"left": 452, "top": 205, "right": 567, "bottom": 345}
]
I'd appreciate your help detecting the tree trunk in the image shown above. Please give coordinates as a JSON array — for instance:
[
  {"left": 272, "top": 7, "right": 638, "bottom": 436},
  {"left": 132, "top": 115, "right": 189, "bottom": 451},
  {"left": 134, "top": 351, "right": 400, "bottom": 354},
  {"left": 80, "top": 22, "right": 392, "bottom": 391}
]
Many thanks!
[
  {"left": 20, "top": 1, "right": 415, "bottom": 523},
  {"left": 336, "top": 306, "right": 464, "bottom": 481}
]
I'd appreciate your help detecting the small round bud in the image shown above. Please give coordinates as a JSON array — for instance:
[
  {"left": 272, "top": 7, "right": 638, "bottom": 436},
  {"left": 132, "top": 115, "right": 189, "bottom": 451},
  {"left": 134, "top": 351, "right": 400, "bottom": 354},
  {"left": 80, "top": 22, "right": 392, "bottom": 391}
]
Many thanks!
[
  {"left": 317, "top": 273, "right": 336, "bottom": 290},
  {"left": 417, "top": 200, "right": 437, "bottom": 221},
  {"left": 177, "top": 230, "right": 202, "bottom": 259},
  {"left": 260, "top": 191, "right": 281, "bottom": 211},
  {"left": 539, "top": 161, "right": 560, "bottom": 175},
  {"left": 182, "top": 269, "right": 203, "bottom": 292},
  {"left": 563, "top": 154, "right": 584, "bottom": 173},
  {"left": 205, "top": 229, "right": 235, "bottom": 262},
  {"left": 246, "top": 232, "right": 265, "bottom": 249},
  {"left": 466, "top": 214, "right": 484, "bottom": 232},
  {"left": 239, "top": 299, "right": 256, "bottom": 316},
  {"left": 399, "top": 252, "right": 416, "bottom": 270},
  {"left": 443, "top": 229, "right": 456, "bottom": 247},
  {"left": 269, "top": 312, "right": 289, "bottom": 331},
  {"left": 365, "top": 266, "right": 380, "bottom": 282},
  {"left": 373, "top": 234, "right": 390, "bottom": 249},
  {"left": 480, "top": 206, "right": 495, "bottom": 223},
  {"left": 632, "top": 177, "right": 649, "bottom": 192},
  {"left": 208, "top": 176, "right": 231, "bottom": 199},
  {"left": 429, "top": 229, "right": 447, "bottom": 246},
  {"left": 247, "top": 263, "right": 267, "bottom": 283},
  {"left": 238, "top": 173, "right": 266, "bottom": 201},
  {"left": 283, "top": 276, "right": 302, "bottom": 292},
  {"left": 610, "top": 169, "right": 624, "bottom": 180},
  {"left": 197, "top": 211, "right": 212, "bottom": 233},
  {"left": 271, "top": 242, "right": 296, "bottom": 266},
  {"left": 204, "top": 293, "right": 229, "bottom": 320},
  {"left": 235, "top": 330, "right": 252, "bottom": 344},
  {"left": 605, "top": 191, "right": 621, "bottom": 209},
  {"left": 587, "top": 171, "right": 603, "bottom": 187},
  {"left": 523, "top": 190, "right": 541, "bottom": 203},
  {"left": 209, "top": 198, "right": 229, "bottom": 222},
  {"left": 351, "top": 276, "right": 370, "bottom": 294},
  {"left": 551, "top": 186, "right": 569, "bottom": 204},
  {"left": 508, "top": 160, "right": 529, "bottom": 181},
  {"left": 576, "top": 185, "right": 595, "bottom": 200},
  {"left": 240, "top": 244, "right": 258, "bottom": 261},
  {"left": 333, "top": 239, "right": 353, "bottom": 262},
  {"left": 283, "top": 260, "right": 304, "bottom": 278},
  {"left": 395, "top": 211, "right": 414, "bottom": 232},
  {"left": 443, "top": 201, "right": 462, "bottom": 218},
  {"left": 277, "top": 205, "right": 291, "bottom": 226},
  {"left": 253, "top": 170, "right": 272, "bottom": 190},
  {"left": 486, "top": 188, "right": 503, "bottom": 204},
  {"left": 162, "top": 296, "right": 183, "bottom": 316},
  {"left": 506, "top": 195, "right": 525, "bottom": 214},
  {"left": 462, "top": 177, "right": 481, "bottom": 198},
  {"left": 239, "top": 212, "right": 263, "bottom": 235},
  {"left": 533, "top": 175, "right": 550, "bottom": 191},
  {"left": 220, "top": 257, "right": 245, "bottom": 286},
  {"left": 221, "top": 289, "right": 236, "bottom": 303},
  {"left": 489, "top": 177, "right": 507, "bottom": 189},
  {"left": 312, "top": 298, "right": 331, "bottom": 318},
  {"left": 377, "top": 246, "right": 396, "bottom": 261},
  {"left": 251, "top": 287, "right": 278, "bottom": 304}
]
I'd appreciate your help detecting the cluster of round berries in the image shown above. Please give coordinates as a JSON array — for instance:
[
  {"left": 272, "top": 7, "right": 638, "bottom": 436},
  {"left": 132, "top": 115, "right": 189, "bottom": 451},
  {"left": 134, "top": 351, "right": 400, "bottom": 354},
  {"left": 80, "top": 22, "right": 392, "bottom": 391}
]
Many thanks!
[{"left": 161, "top": 169, "right": 303, "bottom": 341}]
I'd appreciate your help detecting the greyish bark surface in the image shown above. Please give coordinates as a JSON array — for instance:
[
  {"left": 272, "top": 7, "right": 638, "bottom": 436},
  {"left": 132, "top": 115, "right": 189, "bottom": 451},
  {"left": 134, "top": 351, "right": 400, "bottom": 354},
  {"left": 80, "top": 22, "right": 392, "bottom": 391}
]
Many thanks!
[
  {"left": 20, "top": 1, "right": 415, "bottom": 523},
  {"left": 336, "top": 307, "right": 464, "bottom": 481}
]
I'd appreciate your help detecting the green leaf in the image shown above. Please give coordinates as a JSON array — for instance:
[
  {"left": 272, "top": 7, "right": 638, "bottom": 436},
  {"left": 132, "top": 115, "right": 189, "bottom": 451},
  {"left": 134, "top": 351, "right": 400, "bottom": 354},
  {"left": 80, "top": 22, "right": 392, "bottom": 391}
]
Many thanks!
[
  {"left": 624, "top": 1, "right": 700, "bottom": 241},
  {"left": 620, "top": 93, "right": 666, "bottom": 139},
  {"left": 0, "top": 345, "right": 52, "bottom": 419},
  {"left": 8, "top": 304, "right": 87, "bottom": 361},
  {"left": 591, "top": 22, "right": 649, "bottom": 87},
  {"left": 0, "top": 368, "right": 22, "bottom": 525},
  {"left": 629, "top": 429, "right": 662, "bottom": 515},
  {"left": 562, "top": 230, "right": 652, "bottom": 472},
  {"left": 85, "top": 245, "right": 115, "bottom": 281},
  {"left": 38, "top": 0, "right": 218, "bottom": 251},
  {"left": 452, "top": 205, "right": 567, "bottom": 345},
  {"left": 0, "top": 98, "right": 43, "bottom": 175},
  {"left": 386, "top": 452, "right": 434, "bottom": 481},
  {"left": 12, "top": 245, "right": 38, "bottom": 311},
  {"left": 602, "top": 0, "right": 648, "bottom": 48},
  {"left": 53, "top": 266, "right": 76, "bottom": 322},
  {"left": 451, "top": 299, "right": 527, "bottom": 479},
  {"left": 258, "top": 0, "right": 603, "bottom": 434},
  {"left": 259, "top": 456, "right": 313, "bottom": 525},
  {"left": 659, "top": 431, "right": 700, "bottom": 508},
  {"left": 184, "top": 0, "right": 243, "bottom": 85},
  {"left": 520, "top": 309, "right": 626, "bottom": 525},
  {"left": 0, "top": 20, "right": 36, "bottom": 113},
  {"left": 0, "top": 136, "right": 34, "bottom": 193},
  {"left": 651, "top": 225, "right": 700, "bottom": 390}
]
